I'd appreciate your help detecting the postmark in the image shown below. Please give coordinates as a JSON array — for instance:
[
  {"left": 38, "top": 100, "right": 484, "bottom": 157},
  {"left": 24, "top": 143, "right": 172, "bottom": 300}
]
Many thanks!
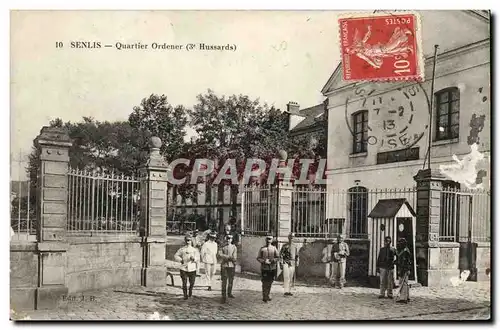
[
  {"left": 338, "top": 11, "right": 424, "bottom": 82},
  {"left": 344, "top": 82, "right": 430, "bottom": 152}
]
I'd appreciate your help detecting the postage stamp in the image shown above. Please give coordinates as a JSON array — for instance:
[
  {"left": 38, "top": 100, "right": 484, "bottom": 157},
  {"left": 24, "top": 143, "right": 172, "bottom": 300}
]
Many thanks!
[{"left": 338, "top": 12, "right": 424, "bottom": 82}]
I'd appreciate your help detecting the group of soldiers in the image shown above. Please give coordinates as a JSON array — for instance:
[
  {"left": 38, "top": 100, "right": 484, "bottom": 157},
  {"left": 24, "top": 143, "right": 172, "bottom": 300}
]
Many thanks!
[
  {"left": 323, "top": 234, "right": 412, "bottom": 303},
  {"left": 173, "top": 224, "right": 300, "bottom": 303},
  {"left": 173, "top": 224, "right": 241, "bottom": 303},
  {"left": 174, "top": 226, "right": 412, "bottom": 304}
]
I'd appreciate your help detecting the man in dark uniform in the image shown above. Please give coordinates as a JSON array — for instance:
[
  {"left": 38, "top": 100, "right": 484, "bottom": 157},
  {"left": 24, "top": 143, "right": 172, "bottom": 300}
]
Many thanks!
[
  {"left": 219, "top": 223, "right": 240, "bottom": 246},
  {"left": 218, "top": 234, "right": 237, "bottom": 303},
  {"left": 256, "top": 234, "right": 279, "bottom": 302}
]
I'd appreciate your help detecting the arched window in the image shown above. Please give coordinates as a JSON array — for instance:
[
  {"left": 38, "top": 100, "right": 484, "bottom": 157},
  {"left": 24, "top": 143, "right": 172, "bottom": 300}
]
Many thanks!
[
  {"left": 352, "top": 110, "right": 368, "bottom": 153},
  {"left": 435, "top": 87, "right": 460, "bottom": 141},
  {"left": 348, "top": 186, "right": 368, "bottom": 238}
]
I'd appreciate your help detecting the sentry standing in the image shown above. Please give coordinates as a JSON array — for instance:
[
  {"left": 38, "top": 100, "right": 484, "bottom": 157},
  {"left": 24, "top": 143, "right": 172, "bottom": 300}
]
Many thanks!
[
  {"left": 257, "top": 234, "right": 279, "bottom": 303},
  {"left": 331, "top": 234, "right": 350, "bottom": 289},
  {"left": 377, "top": 236, "right": 397, "bottom": 299}
]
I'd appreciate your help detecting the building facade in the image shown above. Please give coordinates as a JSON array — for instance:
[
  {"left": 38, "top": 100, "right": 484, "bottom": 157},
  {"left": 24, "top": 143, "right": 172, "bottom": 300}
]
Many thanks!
[{"left": 322, "top": 11, "right": 490, "bottom": 239}]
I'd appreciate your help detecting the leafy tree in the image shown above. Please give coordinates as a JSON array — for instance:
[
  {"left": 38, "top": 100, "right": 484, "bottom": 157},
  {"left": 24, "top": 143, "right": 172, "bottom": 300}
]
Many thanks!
[
  {"left": 187, "top": 90, "right": 313, "bottom": 229},
  {"left": 128, "top": 94, "right": 188, "bottom": 162},
  {"left": 27, "top": 117, "right": 151, "bottom": 182}
]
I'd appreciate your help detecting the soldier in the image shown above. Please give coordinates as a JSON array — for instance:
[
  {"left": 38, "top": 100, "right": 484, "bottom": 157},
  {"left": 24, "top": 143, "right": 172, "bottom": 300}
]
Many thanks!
[
  {"left": 257, "top": 234, "right": 279, "bottom": 302},
  {"left": 200, "top": 232, "right": 218, "bottom": 291},
  {"left": 192, "top": 229, "right": 203, "bottom": 250},
  {"left": 219, "top": 223, "right": 240, "bottom": 247},
  {"left": 280, "top": 232, "right": 299, "bottom": 296},
  {"left": 331, "top": 234, "right": 350, "bottom": 289},
  {"left": 218, "top": 234, "right": 237, "bottom": 303},
  {"left": 377, "top": 236, "right": 397, "bottom": 299},
  {"left": 173, "top": 234, "right": 200, "bottom": 299}
]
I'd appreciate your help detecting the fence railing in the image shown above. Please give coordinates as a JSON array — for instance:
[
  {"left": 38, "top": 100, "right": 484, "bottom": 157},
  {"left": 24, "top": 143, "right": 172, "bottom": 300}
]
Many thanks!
[
  {"left": 166, "top": 221, "right": 197, "bottom": 234},
  {"left": 292, "top": 186, "right": 327, "bottom": 237},
  {"left": 440, "top": 188, "right": 490, "bottom": 242},
  {"left": 67, "top": 169, "right": 140, "bottom": 234},
  {"left": 296, "top": 187, "right": 418, "bottom": 238},
  {"left": 242, "top": 185, "right": 272, "bottom": 235},
  {"left": 10, "top": 179, "right": 37, "bottom": 241}
]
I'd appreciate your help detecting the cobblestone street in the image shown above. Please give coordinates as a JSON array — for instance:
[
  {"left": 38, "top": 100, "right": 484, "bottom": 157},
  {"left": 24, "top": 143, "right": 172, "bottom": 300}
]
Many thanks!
[{"left": 17, "top": 274, "right": 491, "bottom": 321}]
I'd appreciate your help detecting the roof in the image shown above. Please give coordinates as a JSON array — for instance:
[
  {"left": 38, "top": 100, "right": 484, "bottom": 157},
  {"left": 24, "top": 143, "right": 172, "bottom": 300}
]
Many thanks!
[
  {"left": 368, "top": 199, "right": 416, "bottom": 218},
  {"left": 290, "top": 103, "right": 325, "bottom": 133}
]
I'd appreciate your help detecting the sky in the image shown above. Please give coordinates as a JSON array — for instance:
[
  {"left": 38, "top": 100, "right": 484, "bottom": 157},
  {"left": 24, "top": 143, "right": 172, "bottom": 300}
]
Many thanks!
[{"left": 10, "top": 10, "right": 342, "bottom": 180}]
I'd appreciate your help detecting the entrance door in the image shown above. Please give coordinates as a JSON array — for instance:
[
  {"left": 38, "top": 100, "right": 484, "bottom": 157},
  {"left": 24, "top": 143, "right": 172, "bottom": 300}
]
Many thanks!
[{"left": 396, "top": 217, "right": 415, "bottom": 281}]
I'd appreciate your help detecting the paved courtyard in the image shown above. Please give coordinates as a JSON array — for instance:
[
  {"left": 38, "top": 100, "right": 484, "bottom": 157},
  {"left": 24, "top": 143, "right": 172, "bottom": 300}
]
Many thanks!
[{"left": 16, "top": 274, "right": 491, "bottom": 321}]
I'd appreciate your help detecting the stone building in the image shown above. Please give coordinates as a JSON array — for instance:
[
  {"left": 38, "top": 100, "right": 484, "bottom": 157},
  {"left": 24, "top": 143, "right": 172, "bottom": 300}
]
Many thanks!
[
  {"left": 287, "top": 100, "right": 327, "bottom": 143},
  {"left": 317, "top": 10, "right": 490, "bottom": 285},
  {"left": 322, "top": 10, "right": 490, "bottom": 236}
]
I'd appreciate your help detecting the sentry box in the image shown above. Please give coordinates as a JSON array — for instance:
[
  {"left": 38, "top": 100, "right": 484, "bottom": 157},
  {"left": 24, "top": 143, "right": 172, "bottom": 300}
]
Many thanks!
[{"left": 367, "top": 198, "right": 418, "bottom": 286}]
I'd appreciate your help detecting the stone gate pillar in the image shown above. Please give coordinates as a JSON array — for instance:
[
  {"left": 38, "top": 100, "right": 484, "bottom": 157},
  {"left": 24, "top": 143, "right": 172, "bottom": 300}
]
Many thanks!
[
  {"left": 139, "top": 137, "right": 169, "bottom": 287},
  {"left": 272, "top": 150, "right": 294, "bottom": 241},
  {"left": 414, "top": 168, "right": 459, "bottom": 286},
  {"left": 34, "top": 126, "right": 72, "bottom": 309}
]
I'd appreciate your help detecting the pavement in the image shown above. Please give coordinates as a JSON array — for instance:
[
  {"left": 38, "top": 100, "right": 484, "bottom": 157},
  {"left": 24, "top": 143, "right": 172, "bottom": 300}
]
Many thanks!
[{"left": 15, "top": 271, "right": 491, "bottom": 321}]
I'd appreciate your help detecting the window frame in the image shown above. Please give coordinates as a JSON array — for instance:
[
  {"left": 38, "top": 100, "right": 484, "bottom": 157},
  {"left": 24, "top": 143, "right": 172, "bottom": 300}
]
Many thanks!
[
  {"left": 435, "top": 87, "right": 460, "bottom": 141},
  {"left": 352, "top": 110, "right": 368, "bottom": 154}
]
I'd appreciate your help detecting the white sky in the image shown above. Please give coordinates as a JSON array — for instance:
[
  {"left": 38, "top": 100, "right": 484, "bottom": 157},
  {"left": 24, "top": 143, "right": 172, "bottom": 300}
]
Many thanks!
[{"left": 10, "top": 10, "right": 342, "bottom": 180}]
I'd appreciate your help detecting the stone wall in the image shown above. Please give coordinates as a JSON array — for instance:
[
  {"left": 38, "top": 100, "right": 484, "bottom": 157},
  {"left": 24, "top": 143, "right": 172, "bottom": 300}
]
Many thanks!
[
  {"left": 476, "top": 242, "right": 491, "bottom": 281},
  {"left": 65, "top": 235, "right": 143, "bottom": 293},
  {"left": 10, "top": 242, "right": 39, "bottom": 311}
]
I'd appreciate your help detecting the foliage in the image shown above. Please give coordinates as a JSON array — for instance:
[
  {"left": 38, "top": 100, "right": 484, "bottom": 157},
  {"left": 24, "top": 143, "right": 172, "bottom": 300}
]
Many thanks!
[{"left": 128, "top": 94, "right": 188, "bottom": 162}]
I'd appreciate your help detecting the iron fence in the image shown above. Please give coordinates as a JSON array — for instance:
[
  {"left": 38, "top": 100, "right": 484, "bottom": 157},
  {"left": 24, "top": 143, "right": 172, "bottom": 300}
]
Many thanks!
[
  {"left": 440, "top": 188, "right": 490, "bottom": 242},
  {"left": 292, "top": 186, "right": 327, "bottom": 237},
  {"left": 67, "top": 169, "right": 140, "bottom": 234},
  {"left": 10, "top": 179, "right": 37, "bottom": 241},
  {"left": 296, "top": 187, "right": 418, "bottom": 238},
  {"left": 241, "top": 185, "right": 272, "bottom": 235}
]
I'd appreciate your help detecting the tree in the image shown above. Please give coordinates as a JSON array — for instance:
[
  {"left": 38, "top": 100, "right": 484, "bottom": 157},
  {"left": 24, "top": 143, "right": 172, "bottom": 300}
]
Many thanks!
[
  {"left": 27, "top": 117, "right": 151, "bottom": 182},
  {"left": 128, "top": 94, "right": 188, "bottom": 162},
  {"left": 187, "top": 90, "right": 299, "bottom": 229}
]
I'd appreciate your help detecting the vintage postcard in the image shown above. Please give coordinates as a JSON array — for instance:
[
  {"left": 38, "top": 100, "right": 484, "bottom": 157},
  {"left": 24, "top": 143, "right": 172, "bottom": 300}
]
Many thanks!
[{"left": 10, "top": 10, "right": 491, "bottom": 321}]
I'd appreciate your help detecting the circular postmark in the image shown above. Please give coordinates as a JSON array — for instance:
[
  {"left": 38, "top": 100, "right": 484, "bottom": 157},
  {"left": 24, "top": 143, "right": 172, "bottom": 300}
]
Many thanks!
[{"left": 344, "top": 80, "right": 430, "bottom": 152}]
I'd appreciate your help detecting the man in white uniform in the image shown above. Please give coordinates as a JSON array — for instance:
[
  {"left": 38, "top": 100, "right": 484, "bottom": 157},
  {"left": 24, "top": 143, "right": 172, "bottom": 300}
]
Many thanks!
[
  {"left": 280, "top": 232, "right": 299, "bottom": 296},
  {"left": 200, "top": 232, "right": 218, "bottom": 291}
]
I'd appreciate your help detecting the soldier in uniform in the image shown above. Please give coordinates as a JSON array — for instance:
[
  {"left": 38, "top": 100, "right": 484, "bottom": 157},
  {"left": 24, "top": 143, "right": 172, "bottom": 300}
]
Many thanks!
[
  {"left": 377, "top": 236, "right": 397, "bottom": 299},
  {"left": 200, "top": 232, "right": 218, "bottom": 291},
  {"left": 173, "top": 234, "right": 200, "bottom": 299},
  {"left": 218, "top": 234, "right": 237, "bottom": 303},
  {"left": 280, "top": 232, "right": 299, "bottom": 296},
  {"left": 256, "top": 234, "right": 279, "bottom": 302},
  {"left": 330, "top": 234, "right": 350, "bottom": 289}
]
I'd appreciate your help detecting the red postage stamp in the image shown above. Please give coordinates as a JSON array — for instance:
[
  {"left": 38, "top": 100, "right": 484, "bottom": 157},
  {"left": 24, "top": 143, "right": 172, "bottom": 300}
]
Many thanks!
[{"left": 339, "top": 12, "right": 423, "bottom": 82}]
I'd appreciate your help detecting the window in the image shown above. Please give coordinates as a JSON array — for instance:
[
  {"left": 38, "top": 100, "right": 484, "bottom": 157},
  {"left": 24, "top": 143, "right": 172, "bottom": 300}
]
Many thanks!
[
  {"left": 348, "top": 186, "right": 368, "bottom": 238},
  {"left": 352, "top": 111, "right": 368, "bottom": 153},
  {"left": 435, "top": 87, "right": 460, "bottom": 141}
]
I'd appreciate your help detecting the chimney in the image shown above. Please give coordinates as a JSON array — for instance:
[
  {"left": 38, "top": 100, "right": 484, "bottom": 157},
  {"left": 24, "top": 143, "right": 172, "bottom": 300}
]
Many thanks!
[{"left": 286, "top": 101, "right": 300, "bottom": 115}]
